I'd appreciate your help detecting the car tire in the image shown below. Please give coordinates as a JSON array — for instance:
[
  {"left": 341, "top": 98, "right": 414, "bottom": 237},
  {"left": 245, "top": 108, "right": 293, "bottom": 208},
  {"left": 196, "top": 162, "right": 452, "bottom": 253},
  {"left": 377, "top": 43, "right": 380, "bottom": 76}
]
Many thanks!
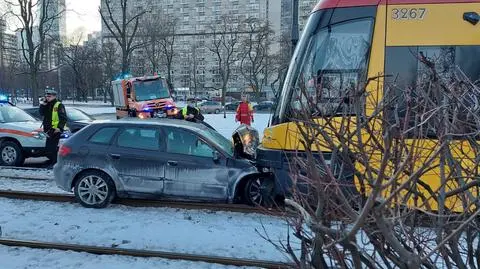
[
  {"left": 243, "top": 176, "right": 274, "bottom": 206},
  {"left": 215, "top": 109, "right": 220, "bottom": 114},
  {"left": 74, "top": 170, "right": 116, "bottom": 208},
  {"left": 0, "top": 141, "right": 25, "bottom": 166}
]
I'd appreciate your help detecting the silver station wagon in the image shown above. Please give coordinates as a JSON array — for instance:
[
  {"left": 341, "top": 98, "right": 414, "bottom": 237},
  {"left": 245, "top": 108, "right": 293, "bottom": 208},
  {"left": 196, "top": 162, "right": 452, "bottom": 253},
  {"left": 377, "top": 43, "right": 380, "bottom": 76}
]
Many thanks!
[{"left": 54, "top": 118, "right": 274, "bottom": 208}]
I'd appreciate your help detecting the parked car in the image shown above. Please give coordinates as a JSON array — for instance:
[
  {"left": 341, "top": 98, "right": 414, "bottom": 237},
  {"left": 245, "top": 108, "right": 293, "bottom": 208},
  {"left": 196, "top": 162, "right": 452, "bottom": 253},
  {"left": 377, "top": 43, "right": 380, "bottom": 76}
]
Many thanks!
[
  {"left": 224, "top": 101, "right": 241, "bottom": 111},
  {"left": 199, "top": 101, "right": 223, "bottom": 114},
  {"left": 54, "top": 118, "right": 273, "bottom": 208},
  {"left": 253, "top": 101, "right": 276, "bottom": 111},
  {"left": 0, "top": 101, "right": 70, "bottom": 166},
  {"left": 23, "top": 107, "right": 96, "bottom": 133}
]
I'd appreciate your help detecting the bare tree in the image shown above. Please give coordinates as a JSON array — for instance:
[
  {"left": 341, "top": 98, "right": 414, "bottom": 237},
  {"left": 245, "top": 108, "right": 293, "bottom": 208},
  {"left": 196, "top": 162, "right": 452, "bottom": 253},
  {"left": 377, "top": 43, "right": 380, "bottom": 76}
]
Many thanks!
[
  {"left": 186, "top": 43, "right": 203, "bottom": 99},
  {"left": 139, "top": 13, "right": 162, "bottom": 74},
  {"left": 263, "top": 52, "right": 480, "bottom": 268},
  {"left": 158, "top": 16, "right": 177, "bottom": 92},
  {"left": 61, "top": 35, "right": 102, "bottom": 102},
  {"left": 99, "top": 0, "right": 147, "bottom": 75},
  {"left": 4, "top": 0, "right": 64, "bottom": 106},
  {"left": 101, "top": 41, "right": 118, "bottom": 105},
  {"left": 208, "top": 16, "right": 240, "bottom": 118},
  {"left": 239, "top": 17, "right": 273, "bottom": 101}
]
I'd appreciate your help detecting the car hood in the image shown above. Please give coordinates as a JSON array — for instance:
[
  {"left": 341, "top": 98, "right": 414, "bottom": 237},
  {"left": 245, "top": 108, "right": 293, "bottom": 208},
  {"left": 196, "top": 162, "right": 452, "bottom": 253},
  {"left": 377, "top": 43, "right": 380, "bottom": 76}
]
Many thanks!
[{"left": 2, "top": 121, "right": 43, "bottom": 132}]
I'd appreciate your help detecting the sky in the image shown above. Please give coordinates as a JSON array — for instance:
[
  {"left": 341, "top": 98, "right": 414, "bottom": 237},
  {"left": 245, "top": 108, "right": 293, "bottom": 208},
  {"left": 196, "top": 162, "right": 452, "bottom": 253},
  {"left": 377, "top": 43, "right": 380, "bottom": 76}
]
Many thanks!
[{"left": 66, "top": 0, "right": 101, "bottom": 38}]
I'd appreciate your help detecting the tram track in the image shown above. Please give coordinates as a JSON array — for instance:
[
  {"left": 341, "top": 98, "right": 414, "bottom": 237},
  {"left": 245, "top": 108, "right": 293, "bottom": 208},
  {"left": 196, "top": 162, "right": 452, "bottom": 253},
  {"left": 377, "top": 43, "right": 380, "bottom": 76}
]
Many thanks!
[
  {"left": 0, "top": 165, "right": 51, "bottom": 171},
  {"left": 0, "top": 175, "right": 50, "bottom": 180},
  {"left": 0, "top": 190, "right": 287, "bottom": 216},
  {"left": 0, "top": 238, "right": 293, "bottom": 268}
]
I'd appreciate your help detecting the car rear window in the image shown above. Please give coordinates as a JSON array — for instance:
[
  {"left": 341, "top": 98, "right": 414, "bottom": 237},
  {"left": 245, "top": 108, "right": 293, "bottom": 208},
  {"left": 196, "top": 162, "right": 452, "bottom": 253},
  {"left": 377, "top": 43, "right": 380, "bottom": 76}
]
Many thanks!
[{"left": 89, "top": 127, "right": 118, "bottom": 145}]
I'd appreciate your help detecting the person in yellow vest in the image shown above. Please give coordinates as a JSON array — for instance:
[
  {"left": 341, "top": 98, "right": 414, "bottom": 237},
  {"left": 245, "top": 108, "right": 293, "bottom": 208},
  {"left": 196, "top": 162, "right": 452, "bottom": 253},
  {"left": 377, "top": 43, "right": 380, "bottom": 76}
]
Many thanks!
[{"left": 39, "top": 89, "right": 67, "bottom": 164}]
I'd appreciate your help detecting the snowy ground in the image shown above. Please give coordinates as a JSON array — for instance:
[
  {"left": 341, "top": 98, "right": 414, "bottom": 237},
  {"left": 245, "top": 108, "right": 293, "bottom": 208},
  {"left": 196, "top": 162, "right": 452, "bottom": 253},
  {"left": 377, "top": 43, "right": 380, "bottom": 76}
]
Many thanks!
[
  {"left": 0, "top": 168, "right": 53, "bottom": 179},
  {"left": 2, "top": 104, "right": 280, "bottom": 267},
  {"left": 0, "top": 245, "right": 257, "bottom": 269},
  {"left": 0, "top": 198, "right": 295, "bottom": 262},
  {"left": 0, "top": 177, "right": 66, "bottom": 193}
]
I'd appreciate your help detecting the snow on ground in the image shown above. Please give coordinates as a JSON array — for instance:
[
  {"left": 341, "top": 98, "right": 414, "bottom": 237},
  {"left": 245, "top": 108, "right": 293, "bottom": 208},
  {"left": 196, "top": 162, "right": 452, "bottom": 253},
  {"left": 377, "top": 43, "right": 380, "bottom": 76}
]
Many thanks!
[
  {"left": 0, "top": 245, "right": 257, "bottom": 269},
  {"left": 202, "top": 113, "right": 271, "bottom": 139},
  {"left": 17, "top": 102, "right": 271, "bottom": 137},
  {"left": 0, "top": 177, "right": 66, "bottom": 193},
  {"left": 0, "top": 198, "right": 295, "bottom": 262},
  {"left": 0, "top": 168, "right": 53, "bottom": 179}
]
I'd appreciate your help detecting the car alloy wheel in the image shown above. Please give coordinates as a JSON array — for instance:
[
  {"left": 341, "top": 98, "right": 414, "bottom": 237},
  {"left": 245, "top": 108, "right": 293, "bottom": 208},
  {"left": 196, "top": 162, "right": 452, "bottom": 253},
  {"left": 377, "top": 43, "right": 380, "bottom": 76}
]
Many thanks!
[
  {"left": 245, "top": 177, "right": 273, "bottom": 206},
  {"left": 1, "top": 145, "right": 17, "bottom": 165},
  {"left": 74, "top": 171, "right": 115, "bottom": 208},
  {"left": 0, "top": 141, "right": 24, "bottom": 166}
]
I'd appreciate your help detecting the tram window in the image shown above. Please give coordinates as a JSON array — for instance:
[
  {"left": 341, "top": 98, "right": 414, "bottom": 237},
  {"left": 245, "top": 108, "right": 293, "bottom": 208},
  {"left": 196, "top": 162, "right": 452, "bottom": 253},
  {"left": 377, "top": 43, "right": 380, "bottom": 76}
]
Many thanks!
[
  {"left": 385, "top": 46, "right": 480, "bottom": 138},
  {"left": 288, "top": 19, "right": 373, "bottom": 118}
]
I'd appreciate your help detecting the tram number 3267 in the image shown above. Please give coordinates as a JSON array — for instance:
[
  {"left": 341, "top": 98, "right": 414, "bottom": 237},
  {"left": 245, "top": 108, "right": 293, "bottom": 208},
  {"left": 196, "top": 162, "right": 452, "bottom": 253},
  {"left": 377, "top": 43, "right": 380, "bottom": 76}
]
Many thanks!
[{"left": 392, "top": 8, "right": 427, "bottom": 20}]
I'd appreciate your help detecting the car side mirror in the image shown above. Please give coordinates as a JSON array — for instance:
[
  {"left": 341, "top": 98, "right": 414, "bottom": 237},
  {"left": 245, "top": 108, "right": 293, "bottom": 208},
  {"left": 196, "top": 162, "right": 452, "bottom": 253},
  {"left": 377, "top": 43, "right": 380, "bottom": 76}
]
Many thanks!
[{"left": 212, "top": 151, "right": 221, "bottom": 162}]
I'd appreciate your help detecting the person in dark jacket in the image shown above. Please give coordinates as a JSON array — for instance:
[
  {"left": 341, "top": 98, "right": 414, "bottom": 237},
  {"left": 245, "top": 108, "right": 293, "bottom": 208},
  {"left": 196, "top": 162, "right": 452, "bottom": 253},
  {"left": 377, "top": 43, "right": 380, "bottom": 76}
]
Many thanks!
[{"left": 39, "top": 89, "right": 67, "bottom": 164}]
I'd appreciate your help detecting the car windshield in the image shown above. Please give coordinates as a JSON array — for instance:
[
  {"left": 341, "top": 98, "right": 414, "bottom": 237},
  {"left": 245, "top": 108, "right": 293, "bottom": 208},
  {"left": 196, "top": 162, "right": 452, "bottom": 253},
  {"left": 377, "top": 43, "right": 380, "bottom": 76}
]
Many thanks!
[
  {"left": 199, "top": 128, "right": 234, "bottom": 157},
  {"left": 68, "top": 109, "right": 94, "bottom": 121},
  {"left": 0, "top": 106, "right": 37, "bottom": 123},
  {"left": 274, "top": 10, "right": 374, "bottom": 123},
  {"left": 134, "top": 79, "right": 170, "bottom": 101}
]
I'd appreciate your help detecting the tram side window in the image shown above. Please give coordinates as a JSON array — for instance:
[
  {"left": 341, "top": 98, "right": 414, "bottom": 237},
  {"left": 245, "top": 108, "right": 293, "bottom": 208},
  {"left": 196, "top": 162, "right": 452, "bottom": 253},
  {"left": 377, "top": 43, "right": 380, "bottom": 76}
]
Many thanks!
[
  {"left": 288, "top": 19, "right": 373, "bottom": 118},
  {"left": 385, "top": 46, "right": 480, "bottom": 138}
]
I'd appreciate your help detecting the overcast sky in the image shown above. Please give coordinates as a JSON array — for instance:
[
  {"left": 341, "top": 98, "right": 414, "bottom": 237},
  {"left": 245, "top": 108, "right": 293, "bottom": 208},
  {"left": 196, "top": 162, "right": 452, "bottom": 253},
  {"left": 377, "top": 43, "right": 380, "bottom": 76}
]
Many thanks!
[{"left": 66, "top": 0, "right": 101, "bottom": 37}]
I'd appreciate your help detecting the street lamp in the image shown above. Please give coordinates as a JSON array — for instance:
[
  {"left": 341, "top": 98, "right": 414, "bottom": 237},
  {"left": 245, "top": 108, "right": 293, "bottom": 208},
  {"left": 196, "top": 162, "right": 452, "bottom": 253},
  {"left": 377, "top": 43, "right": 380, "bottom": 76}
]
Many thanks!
[{"left": 291, "top": 0, "right": 299, "bottom": 54}]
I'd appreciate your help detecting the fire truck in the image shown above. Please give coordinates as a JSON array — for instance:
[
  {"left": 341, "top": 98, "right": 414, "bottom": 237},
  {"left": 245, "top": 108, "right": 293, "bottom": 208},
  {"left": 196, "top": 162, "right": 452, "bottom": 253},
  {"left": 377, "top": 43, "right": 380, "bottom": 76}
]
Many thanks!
[{"left": 112, "top": 75, "right": 174, "bottom": 119}]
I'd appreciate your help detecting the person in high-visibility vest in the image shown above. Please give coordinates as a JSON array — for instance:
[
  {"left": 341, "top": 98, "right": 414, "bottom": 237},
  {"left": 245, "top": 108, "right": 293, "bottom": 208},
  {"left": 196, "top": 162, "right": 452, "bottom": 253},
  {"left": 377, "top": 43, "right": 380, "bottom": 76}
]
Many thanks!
[
  {"left": 39, "top": 89, "right": 67, "bottom": 164},
  {"left": 182, "top": 98, "right": 205, "bottom": 122}
]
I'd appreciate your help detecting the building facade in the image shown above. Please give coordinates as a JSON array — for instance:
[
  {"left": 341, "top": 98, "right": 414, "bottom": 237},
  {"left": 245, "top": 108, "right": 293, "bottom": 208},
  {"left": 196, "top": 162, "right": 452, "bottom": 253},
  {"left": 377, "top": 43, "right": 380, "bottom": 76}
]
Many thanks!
[
  {"left": 39, "top": 0, "right": 67, "bottom": 70},
  {"left": 280, "top": 0, "right": 317, "bottom": 55},
  {"left": 0, "top": 18, "right": 18, "bottom": 67},
  {"left": 101, "top": 0, "right": 281, "bottom": 99}
]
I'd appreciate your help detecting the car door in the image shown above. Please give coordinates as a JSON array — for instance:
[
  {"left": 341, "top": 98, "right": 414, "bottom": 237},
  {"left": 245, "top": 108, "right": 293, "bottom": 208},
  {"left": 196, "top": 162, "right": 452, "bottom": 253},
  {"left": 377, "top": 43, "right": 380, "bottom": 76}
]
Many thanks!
[
  {"left": 162, "top": 127, "right": 229, "bottom": 201},
  {"left": 108, "top": 126, "right": 167, "bottom": 196}
]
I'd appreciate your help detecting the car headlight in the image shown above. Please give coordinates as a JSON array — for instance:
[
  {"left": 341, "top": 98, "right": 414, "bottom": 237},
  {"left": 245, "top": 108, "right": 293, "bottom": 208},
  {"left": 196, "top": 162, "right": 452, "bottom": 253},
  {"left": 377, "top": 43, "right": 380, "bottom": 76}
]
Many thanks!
[{"left": 31, "top": 131, "right": 46, "bottom": 139}]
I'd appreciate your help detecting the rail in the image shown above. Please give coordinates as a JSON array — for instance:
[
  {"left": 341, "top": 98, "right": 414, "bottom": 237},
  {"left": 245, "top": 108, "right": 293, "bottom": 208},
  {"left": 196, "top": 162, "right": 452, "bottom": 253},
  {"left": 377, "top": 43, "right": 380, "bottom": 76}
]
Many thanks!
[
  {"left": 0, "top": 190, "right": 287, "bottom": 216},
  {"left": 0, "top": 165, "right": 51, "bottom": 171},
  {"left": 0, "top": 175, "right": 51, "bottom": 180},
  {"left": 0, "top": 238, "right": 293, "bottom": 268}
]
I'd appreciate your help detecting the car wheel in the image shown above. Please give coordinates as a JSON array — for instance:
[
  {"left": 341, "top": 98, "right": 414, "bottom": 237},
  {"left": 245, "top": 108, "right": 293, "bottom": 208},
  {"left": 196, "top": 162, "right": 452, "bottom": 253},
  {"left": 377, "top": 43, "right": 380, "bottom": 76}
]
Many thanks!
[
  {"left": 215, "top": 109, "right": 220, "bottom": 114},
  {"left": 243, "top": 176, "right": 274, "bottom": 206},
  {"left": 74, "top": 170, "right": 116, "bottom": 208},
  {"left": 0, "top": 141, "right": 25, "bottom": 166}
]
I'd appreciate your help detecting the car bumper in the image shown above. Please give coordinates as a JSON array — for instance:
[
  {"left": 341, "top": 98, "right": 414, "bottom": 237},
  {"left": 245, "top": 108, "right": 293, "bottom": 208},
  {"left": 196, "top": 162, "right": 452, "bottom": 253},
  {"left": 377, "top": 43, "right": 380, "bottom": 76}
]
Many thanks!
[{"left": 53, "top": 161, "right": 75, "bottom": 192}]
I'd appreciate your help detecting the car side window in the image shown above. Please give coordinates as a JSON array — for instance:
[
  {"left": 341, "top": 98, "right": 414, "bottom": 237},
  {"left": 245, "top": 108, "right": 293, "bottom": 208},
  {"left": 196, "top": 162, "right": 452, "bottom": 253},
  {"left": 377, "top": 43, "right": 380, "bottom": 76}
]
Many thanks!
[
  {"left": 88, "top": 127, "right": 118, "bottom": 145},
  {"left": 117, "top": 127, "right": 161, "bottom": 150},
  {"left": 165, "top": 128, "right": 214, "bottom": 158}
]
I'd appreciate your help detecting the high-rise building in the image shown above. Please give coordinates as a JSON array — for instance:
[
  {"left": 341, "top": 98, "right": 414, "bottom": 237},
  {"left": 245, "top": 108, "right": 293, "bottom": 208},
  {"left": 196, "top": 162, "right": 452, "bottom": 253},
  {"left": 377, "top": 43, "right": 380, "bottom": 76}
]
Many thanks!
[
  {"left": 101, "top": 0, "right": 282, "bottom": 97},
  {"left": 38, "top": 0, "right": 66, "bottom": 69},
  {"left": 40, "top": 0, "right": 67, "bottom": 43},
  {"left": 0, "top": 18, "right": 18, "bottom": 67}
]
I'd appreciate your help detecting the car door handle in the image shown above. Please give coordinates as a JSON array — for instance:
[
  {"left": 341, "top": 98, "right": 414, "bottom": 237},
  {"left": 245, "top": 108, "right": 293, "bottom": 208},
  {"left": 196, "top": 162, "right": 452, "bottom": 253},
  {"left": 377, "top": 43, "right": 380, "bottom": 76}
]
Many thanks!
[
  {"left": 109, "top": 153, "right": 120, "bottom": 159},
  {"left": 167, "top": 161, "right": 177, "bottom": 166}
]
